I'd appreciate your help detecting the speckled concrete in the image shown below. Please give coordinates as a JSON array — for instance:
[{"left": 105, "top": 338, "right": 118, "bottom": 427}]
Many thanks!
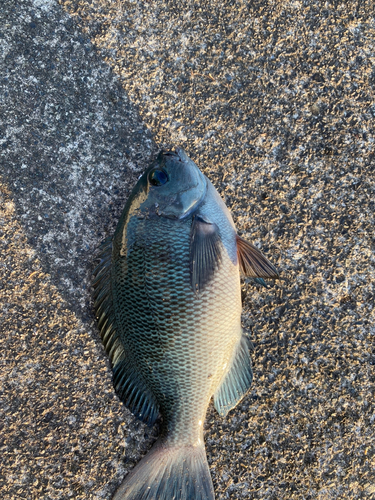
[{"left": 1, "top": 0, "right": 374, "bottom": 499}]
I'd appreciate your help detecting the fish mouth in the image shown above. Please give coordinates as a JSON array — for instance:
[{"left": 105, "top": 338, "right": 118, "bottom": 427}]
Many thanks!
[
  {"left": 161, "top": 149, "right": 180, "bottom": 158},
  {"left": 154, "top": 147, "right": 208, "bottom": 220},
  {"left": 172, "top": 148, "right": 208, "bottom": 219},
  {"left": 160, "top": 147, "right": 191, "bottom": 162},
  {"left": 160, "top": 148, "right": 183, "bottom": 162}
]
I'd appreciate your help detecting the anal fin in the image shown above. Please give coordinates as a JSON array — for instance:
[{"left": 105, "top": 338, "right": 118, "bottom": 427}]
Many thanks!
[{"left": 214, "top": 334, "right": 253, "bottom": 417}]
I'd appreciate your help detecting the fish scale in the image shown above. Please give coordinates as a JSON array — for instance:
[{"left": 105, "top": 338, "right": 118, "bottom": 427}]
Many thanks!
[
  {"left": 93, "top": 148, "right": 279, "bottom": 499},
  {"left": 112, "top": 215, "right": 241, "bottom": 445}
]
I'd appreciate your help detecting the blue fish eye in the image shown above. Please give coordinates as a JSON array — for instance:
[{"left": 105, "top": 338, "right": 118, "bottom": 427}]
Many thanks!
[{"left": 149, "top": 169, "right": 169, "bottom": 186}]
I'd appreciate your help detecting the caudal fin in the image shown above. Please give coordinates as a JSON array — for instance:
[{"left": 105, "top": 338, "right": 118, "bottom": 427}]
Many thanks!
[{"left": 113, "top": 439, "right": 214, "bottom": 500}]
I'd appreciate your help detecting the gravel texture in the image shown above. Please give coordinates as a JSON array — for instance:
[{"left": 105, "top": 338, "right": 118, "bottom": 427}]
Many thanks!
[{"left": 1, "top": 0, "right": 374, "bottom": 499}]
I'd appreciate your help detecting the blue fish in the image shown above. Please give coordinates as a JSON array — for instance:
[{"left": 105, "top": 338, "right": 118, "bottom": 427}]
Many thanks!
[{"left": 93, "top": 148, "right": 279, "bottom": 499}]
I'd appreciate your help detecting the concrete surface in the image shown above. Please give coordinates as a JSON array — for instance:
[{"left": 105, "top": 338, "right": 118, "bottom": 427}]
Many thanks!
[{"left": 1, "top": 0, "right": 374, "bottom": 499}]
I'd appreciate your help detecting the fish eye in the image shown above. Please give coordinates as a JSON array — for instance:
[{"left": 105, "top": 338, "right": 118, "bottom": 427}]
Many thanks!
[{"left": 148, "top": 168, "right": 169, "bottom": 186}]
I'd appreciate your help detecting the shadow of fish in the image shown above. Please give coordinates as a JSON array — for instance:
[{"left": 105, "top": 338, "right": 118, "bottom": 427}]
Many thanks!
[{"left": 93, "top": 148, "right": 279, "bottom": 499}]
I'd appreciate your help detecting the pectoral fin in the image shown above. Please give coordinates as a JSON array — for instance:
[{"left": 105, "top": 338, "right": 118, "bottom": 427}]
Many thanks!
[
  {"left": 236, "top": 234, "right": 279, "bottom": 279},
  {"left": 190, "top": 215, "right": 222, "bottom": 293}
]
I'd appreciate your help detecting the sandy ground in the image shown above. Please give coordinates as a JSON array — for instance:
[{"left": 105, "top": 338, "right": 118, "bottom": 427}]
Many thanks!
[{"left": 1, "top": 0, "right": 374, "bottom": 498}]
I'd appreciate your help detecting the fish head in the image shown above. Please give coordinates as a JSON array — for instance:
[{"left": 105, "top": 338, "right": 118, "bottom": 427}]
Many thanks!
[{"left": 134, "top": 148, "right": 207, "bottom": 220}]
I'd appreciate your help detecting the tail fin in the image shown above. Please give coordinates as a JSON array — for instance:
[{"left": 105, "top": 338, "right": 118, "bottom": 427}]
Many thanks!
[{"left": 113, "top": 439, "right": 214, "bottom": 500}]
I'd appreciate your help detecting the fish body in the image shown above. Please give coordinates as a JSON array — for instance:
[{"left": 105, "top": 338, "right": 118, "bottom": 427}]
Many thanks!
[{"left": 93, "top": 148, "right": 278, "bottom": 500}]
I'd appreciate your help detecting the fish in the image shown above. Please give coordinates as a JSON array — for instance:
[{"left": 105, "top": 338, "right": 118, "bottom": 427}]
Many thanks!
[{"left": 92, "top": 148, "right": 279, "bottom": 500}]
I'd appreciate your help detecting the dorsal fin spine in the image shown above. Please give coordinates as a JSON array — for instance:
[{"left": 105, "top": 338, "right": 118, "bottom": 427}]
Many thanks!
[{"left": 93, "top": 237, "right": 159, "bottom": 426}]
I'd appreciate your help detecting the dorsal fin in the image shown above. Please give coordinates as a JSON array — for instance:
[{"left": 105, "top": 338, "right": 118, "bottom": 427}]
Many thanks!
[
  {"left": 252, "top": 277, "right": 267, "bottom": 287},
  {"left": 190, "top": 215, "right": 222, "bottom": 293},
  {"left": 112, "top": 359, "right": 159, "bottom": 425},
  {"left": 236, "top": 234, "right": 279, "bottom": 279},
  {"left": 93, "top": 237, "right": 159, "bottom": 425}
]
